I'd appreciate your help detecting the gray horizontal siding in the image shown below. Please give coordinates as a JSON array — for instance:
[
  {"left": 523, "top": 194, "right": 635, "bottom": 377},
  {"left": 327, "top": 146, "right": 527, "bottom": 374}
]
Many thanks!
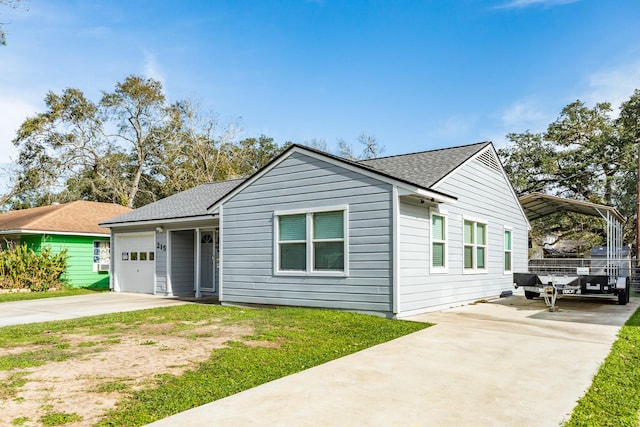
[
  {"left": 222, "top": 152, "right": 393, "bottom": 314},
  {"left": 398, "top": 153, "right": 529, "bottom": 315},
  {"left": 170, "top": 230, "right": 195, "bottom": 296}
]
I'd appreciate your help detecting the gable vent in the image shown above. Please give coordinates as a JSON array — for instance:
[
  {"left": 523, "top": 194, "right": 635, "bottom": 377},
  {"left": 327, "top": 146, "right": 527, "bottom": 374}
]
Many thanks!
[{"left": 475, "top": 150, "right": 501, "bottom": 174}]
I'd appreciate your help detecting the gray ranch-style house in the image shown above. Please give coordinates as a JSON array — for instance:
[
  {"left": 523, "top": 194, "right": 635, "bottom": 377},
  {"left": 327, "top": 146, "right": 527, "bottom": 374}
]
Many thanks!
[{"left": 101, "top": 142, "right": 529, "bottom": 318}]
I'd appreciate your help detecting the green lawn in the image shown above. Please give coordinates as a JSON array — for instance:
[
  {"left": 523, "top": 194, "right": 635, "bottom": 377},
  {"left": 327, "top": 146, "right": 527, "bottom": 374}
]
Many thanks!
[
  {"left": 565, "top": 305, "right": 640, "bottom": 426},
  {"left": 0, "top": 304, "right": 429, "bottom": 426}
]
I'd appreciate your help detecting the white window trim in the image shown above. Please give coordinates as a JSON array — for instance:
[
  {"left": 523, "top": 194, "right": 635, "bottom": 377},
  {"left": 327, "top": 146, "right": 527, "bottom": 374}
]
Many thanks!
[
  {"left": 463, "top": 217, "right": 488, "bottom": 274},
  {"left": 274, "top": 205, "right": 349, "bottom": 277},
  {"left": 430, "top": 210, "right": 448, "bottom": 274},
  {"left": 504, "top": 226, "right": 513, "bottom": 274}
]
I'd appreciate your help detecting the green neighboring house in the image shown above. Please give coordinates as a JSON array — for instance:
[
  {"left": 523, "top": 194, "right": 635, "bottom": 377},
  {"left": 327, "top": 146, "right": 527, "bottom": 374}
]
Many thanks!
[{"left": 0, "top": 201, "right": 131, "bottom": 289}]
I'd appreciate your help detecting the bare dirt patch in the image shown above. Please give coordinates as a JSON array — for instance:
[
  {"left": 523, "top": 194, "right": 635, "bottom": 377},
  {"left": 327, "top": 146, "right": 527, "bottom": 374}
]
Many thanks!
[{"left": 0, "top": 322, "right": 257, "bottom": 427}]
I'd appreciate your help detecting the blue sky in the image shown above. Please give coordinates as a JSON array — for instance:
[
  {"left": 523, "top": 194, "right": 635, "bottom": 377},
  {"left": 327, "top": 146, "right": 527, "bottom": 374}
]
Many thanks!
[{"left": 1, "top": 0, "right": 640, "bottom": 168}]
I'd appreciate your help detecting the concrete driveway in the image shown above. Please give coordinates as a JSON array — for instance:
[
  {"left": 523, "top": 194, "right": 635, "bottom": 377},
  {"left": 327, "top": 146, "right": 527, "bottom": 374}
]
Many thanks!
[
  {"left": 0, "top": 292, "right": 190, "bottom": 327},
  {"left": 147, "top": 295, "right": 637, "bottom": 427}
]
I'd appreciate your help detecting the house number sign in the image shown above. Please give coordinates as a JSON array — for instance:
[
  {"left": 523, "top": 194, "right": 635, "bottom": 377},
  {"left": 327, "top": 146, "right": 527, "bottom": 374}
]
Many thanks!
[{"left": 156, "top": 242, "right": 167, "bottom": 252}]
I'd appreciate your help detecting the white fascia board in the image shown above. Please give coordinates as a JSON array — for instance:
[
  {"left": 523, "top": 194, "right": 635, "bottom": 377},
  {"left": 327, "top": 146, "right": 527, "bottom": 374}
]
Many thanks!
[
  {"left": 102, "top": 214, "right": 217, "bottom": 229},
  {"left": 0, "top": 229, "right": 109, "bottom": 237},
  {"left": 396, "top": 187, "right": 457, "bottom": 204}
]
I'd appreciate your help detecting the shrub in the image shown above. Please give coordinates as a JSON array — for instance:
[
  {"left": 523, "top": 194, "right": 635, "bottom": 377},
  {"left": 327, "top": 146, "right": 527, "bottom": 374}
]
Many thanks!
[{"left": 0, "top": 243, "right": 67, "bottom": 292}]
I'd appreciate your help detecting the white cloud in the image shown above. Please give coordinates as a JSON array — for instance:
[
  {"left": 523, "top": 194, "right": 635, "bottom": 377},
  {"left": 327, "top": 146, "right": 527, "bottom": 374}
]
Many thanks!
[
  {"left": 428, "top": 114, "right": 481, "bottom": 140},
  {"left": 583, "top": 60, "right": 640, "bottom": 113},
  {"left": 501, "top": 97, "right": 549, "bottom": 130},
  {"left": 0, "top": 96, "right": 40, "bottom": 164},
  {"left": 143, "top": 51, "right": 166, "bottom": 89},
  {"left": 495, "top": 0, "right": 578, "bottom": 9}
]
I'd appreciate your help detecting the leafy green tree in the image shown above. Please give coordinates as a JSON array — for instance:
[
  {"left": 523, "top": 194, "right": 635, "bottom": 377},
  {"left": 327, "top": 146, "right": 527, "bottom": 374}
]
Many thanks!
[
  {"left": 12, "top": 76, "right": 178, "bottom": 208},
  {"left": 230, "top": 135, "right": 289, "bottom": 177},
  {"left": 498, "top": 94, "right": 639, "bottom": 247},
  {"left": 8, "top": 75, "right": 290, "bottom": 209},
  {"left": 500, "top": 131, "right": 558, "bottom": 194}
]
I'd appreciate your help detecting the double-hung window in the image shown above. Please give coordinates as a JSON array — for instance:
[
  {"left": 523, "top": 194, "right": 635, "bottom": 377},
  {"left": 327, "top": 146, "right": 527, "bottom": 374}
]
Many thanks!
[
  {"left": 504, "top": 228, "right": 512, "bottom": 273},
  {"left": 276, "top": 207, "right": 347, "bottom": 275},
  {"left": 464, "top": 219, "right": 487, "bottom": 272},
  {"left": 431, "top": 213, "right": 447, "bottom": 271}
]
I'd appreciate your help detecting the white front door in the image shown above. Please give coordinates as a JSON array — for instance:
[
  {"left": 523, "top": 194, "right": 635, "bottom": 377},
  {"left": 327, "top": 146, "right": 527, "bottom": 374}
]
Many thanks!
[{"left": 200, "top": 230, "right": 215, "bottom": 292}]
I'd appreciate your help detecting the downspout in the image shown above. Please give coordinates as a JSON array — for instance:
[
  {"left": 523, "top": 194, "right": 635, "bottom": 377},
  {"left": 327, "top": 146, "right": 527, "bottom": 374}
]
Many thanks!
[
  {"left": 110, "top": 229, "right": 115, "bottom": 292},
  {"left": 219, "top": 205, "right": 224, "bottom": 302},
  {"left": 195, "top": 228, "right": 201, "bottom": 299},
  {"left": 392, "top": 185, "right": 400, "bottom": 315}
]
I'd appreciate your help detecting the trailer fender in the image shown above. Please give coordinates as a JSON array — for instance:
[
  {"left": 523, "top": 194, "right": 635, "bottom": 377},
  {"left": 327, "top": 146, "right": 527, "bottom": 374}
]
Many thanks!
[{"left": 616, "top": 276, "right": 629, "bottom": 290}]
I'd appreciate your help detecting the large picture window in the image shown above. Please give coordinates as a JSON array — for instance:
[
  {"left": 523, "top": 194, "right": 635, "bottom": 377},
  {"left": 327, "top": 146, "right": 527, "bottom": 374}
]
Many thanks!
[
  {"left": 431, "top": 213, "right": 447, "bottom": 271},
  {"left": 464, "top": 219, "right": 487, "bottom": 272},
  {"left": 276, "top": 207, "right": 347, "bottom": 275}
]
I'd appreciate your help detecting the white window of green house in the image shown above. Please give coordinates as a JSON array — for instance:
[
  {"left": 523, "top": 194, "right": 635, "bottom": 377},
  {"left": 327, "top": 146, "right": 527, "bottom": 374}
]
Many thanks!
[
  {"left": 93, "top": 241, "right": 110, "bottom": 272},
  {"left": 276, "top": 206, "right": 347, "bottom": 276},
  {"left": 463, "top": 219, "right": 487, "bottom": 272},
  {"left": 431, "top": 213, "right": 447, "bottom": 272},
  {"left": 504, "top": 228, "right": 512, "bottom": 273}
]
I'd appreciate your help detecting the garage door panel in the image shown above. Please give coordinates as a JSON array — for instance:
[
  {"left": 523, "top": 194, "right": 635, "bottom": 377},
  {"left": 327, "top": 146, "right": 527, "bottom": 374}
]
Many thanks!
[{"left": 115, "top": 233, "right": 155, "bottom": 294}]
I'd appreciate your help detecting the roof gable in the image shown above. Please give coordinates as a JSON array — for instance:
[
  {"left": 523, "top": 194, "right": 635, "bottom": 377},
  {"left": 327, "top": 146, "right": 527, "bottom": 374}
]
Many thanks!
[
  {"left": 206, "top": 144, "right": 460, "bottom": 212},
  {"left": 0, "top": 201, "right": 131, "bottom": 235},
  {"left": 102, "top": 179, "right": 244, "bottom": 226},
  {"left": 359, "top": 142, "right": 490, "bottom": 189}
]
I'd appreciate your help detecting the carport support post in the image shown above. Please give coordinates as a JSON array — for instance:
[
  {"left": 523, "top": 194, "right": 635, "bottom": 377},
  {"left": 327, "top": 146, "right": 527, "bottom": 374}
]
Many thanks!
[{"left": 195, "top": 228, "right": 202, "bottom": 299}]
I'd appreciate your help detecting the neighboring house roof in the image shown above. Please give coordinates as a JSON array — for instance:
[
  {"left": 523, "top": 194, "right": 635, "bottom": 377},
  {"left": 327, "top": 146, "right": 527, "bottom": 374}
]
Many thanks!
[
  {"left": 359, "top": 142, "right": 491, "bottom": 189},
  {"left": 102, "top": 179, "right": 245, "bottom": 226},
  {"left": 0, "top": 201, "right": 132, "bottom": 236}
]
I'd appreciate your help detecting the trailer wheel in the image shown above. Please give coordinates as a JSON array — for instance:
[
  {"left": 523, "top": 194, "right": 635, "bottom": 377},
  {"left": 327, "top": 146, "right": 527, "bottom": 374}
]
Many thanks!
[
  {"left": 618, "top": 285, "right": 628, "bottom": 306},
  {"left": 524, "top": 290, "right": 539, "bottom": 300}
]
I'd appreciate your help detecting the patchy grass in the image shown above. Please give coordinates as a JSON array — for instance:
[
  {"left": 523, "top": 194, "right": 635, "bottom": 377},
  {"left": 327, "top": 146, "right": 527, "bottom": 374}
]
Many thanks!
[
  {"left": 39, "top": 411, "right": 83, "bottom": 426},
  {"left": 0, "top": 372, "right": 30, "bottom": 400},
  {"left": 565, "top": 305, "right": 640, "bottom": 426},
  {"left": 0, "top": 304, "right": 429, "bottom": 426},
  {"left": 0, "top": 288, "right": 102, "bottom": 303},
  {"left": 11, "top": 416, "right": 31, "bottom": 426},
  {"left": 92, "top": 380, "right": 131, "bottom": 394}
]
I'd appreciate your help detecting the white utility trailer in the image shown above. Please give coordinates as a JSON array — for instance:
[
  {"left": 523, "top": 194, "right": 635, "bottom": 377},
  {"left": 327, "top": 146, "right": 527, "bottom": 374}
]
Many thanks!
[{"left": 513, "top": 193, "right": 631, "bottom": 309}]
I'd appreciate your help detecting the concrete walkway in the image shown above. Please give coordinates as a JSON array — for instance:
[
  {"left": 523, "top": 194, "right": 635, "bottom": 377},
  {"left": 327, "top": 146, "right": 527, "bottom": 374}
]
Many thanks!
[
  {"left": 0, "top": 292, "right": 190, "bottom": 327},
  {"left": 147, "top": 296, "right": 637, "bottom": 427}
]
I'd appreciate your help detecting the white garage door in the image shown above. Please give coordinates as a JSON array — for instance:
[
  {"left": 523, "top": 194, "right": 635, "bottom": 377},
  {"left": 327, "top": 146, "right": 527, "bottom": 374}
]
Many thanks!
[{"left": 115, "top": 233, "right": 155, "bottom": 294}]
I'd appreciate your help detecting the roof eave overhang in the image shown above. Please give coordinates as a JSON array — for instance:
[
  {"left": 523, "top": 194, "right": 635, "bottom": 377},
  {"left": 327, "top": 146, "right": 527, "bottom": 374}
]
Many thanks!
[
  {"left": 397, "top": 187, "right": 457, "bottom": 204},
  {"left": 0, "top": 229, "right": 110, "bottom": 237},
  {"left": 101, "top": 214, "right": 218, "bottom": 229}
]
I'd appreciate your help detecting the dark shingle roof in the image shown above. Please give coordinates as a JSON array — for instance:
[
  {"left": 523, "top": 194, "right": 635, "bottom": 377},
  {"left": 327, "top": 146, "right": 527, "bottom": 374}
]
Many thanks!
[
  {"left": 360, "top": 142, "right": 490, "bottom": 188},
  {"left": 102, "top": 142, "right": 490, "bottom": 227},
  {"left": 101, "top": 179, "right": 244, "bottom": 226}
]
